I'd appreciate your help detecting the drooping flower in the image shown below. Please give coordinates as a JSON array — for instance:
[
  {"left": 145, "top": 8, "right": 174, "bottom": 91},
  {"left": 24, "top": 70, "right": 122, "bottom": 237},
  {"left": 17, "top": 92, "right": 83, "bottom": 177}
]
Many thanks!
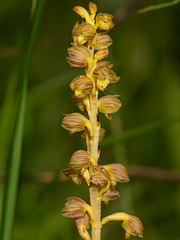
[{"left": 101, "top": 212, "right": 144, "bottom": 239}]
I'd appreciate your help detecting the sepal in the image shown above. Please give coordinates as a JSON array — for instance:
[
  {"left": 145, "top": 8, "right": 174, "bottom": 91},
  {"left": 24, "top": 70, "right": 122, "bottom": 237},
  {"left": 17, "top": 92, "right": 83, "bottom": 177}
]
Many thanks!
[
  {"left": 88, "top": 2, "right": 97, "bottom": 15},
  {"left": 73, "top": 6, "right": 90, "bottom": 23},
  {"left": 94, "top": 48, "right": 109, "bottom": 61},
  {"left": 94, "top": 33, "right": 113, "bottom": 50}
]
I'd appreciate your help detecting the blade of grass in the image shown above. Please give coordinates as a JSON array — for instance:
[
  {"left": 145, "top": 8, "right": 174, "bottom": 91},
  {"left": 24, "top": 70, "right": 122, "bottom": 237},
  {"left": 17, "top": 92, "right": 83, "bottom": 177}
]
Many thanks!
[
  {"left": 0, "top": 66, "right": 19, "bottom": 168},
  {"left": 101, "top": 117, "right": 180, "bottom": 147},
  {"left": 31, "top": 0, "right": 38, "bottom": 19},
  {"left": 138, "top": 0, "right": 180, "bottom": 14},
  {"left": 0, "top": 1, "right": 46, "bottom": 240}
]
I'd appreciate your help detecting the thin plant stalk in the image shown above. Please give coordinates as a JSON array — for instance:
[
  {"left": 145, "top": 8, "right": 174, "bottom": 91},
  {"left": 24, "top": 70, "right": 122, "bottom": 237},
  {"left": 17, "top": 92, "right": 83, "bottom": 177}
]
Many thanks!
[
  {"left": 138, "top": 0, "right": 180, "bottom": 13},
  {"left": 0, "top": 1, "right": 46, "bottom": 239}
]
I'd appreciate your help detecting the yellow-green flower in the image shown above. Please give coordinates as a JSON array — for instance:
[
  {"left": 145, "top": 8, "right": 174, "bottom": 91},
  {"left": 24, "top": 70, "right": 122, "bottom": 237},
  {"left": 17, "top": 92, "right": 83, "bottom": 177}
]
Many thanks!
[{"left": 96, "top": 13, "right": 115, "bottom": 30}]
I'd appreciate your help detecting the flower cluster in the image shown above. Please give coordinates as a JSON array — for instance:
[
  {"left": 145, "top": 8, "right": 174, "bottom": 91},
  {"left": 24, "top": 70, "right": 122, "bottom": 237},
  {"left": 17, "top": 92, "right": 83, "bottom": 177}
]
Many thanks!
[{"left": 61, "top": 2, "right": 143, "bottom": 240}]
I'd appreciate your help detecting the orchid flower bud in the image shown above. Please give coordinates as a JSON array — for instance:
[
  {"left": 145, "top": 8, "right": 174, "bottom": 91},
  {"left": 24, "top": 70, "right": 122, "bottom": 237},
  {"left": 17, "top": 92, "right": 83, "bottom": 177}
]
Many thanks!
[
  {"left": 98, "top": 95, "right": 122, "bottom": 120},
  {"left": 69, "top": 150, "right": 96, "bottom": 170},
  {"left": 96, "top": 13, "right": 115, "bottom": 31},
  {"left": 61, "top": 197, "right": 93, "bottom": 220},
  {"left": 61, "top": 113, "right": 93, "bottom": 137}
]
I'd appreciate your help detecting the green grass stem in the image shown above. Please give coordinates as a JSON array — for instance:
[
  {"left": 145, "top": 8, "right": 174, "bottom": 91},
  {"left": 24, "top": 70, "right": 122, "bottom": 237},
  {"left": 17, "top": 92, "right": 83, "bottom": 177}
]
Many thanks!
[
  {"left": 138, "top": 0, "right": 180, "bottom": 13},
  {"left": 0, "top": 1, "right": 46, "bottom": 240}
]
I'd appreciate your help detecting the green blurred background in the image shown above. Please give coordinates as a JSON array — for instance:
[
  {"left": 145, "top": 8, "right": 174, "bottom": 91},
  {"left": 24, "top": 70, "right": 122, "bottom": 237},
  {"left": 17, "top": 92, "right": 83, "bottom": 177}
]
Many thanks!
[{"left": 0, "top": 0, "right": 180, "bottom": 239}]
